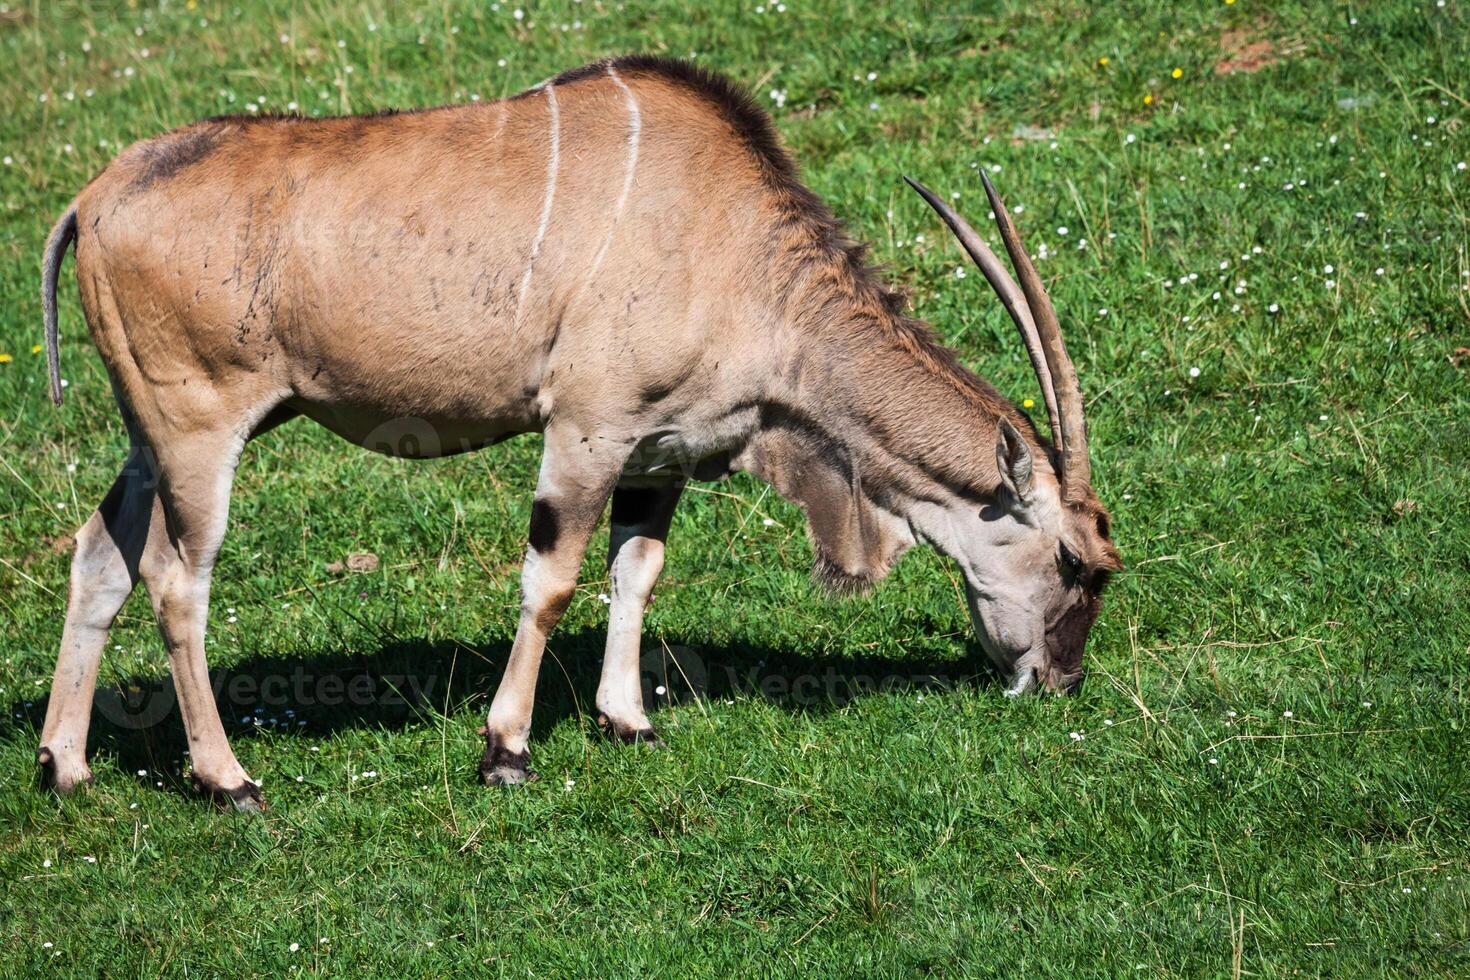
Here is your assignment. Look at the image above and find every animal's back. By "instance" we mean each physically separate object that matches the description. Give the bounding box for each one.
[69,58,788,451]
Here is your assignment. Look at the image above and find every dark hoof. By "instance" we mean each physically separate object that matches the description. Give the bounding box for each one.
[36,746,93,794]
[479,737,536,787]
[597,714,664,748]
[192,774,268,812]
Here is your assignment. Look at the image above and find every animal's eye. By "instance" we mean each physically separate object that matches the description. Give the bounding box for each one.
[1059,542,1083,576]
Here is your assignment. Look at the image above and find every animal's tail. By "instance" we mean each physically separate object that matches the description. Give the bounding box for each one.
[42,201,79,406]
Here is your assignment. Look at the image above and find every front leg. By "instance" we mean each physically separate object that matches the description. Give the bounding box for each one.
[480,426,628,786]
[596,480,684,744]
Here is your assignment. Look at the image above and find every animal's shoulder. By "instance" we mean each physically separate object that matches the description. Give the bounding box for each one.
[546,55,797,184]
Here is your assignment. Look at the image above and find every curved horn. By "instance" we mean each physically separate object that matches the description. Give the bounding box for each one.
[904,176,1063,454]
[977,170,1091,499]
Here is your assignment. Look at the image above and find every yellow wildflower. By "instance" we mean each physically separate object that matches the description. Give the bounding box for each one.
[1143,94,1154,105]
[1171,67,1183,79]
[1097,57,1109,67]
[1022,398,1035,409]
[0,354,13,364]
[31,344,43,354]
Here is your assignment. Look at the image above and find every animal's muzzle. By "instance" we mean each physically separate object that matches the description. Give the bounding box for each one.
[1004,666,1085,696]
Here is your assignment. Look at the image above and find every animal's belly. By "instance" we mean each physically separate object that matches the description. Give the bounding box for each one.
[275,261,552,458]
[289,397,532,459]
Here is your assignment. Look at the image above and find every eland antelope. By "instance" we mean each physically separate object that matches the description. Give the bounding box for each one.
[38,55,1121,809]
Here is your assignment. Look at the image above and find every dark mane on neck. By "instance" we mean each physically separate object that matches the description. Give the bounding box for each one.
[764,172,1045,446]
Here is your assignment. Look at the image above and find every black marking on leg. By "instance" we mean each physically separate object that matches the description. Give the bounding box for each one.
[35,746,56,790]
[36,745,93,793]
[479,734,537,786]
[596,714,664,748]
[528,498,560,553]
[610,485,663,528]
[192,774,268,812]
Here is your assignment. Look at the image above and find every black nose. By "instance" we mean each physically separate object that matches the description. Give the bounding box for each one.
[1065,672,1086,696]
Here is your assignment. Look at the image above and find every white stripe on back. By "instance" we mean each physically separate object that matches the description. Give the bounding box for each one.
[514,84,560,329]
[586,65,642,281]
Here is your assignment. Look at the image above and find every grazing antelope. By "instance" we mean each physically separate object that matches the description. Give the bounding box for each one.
[38,55,1120,810]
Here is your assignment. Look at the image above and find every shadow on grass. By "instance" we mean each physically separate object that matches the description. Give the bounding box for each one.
[6,626,998,798]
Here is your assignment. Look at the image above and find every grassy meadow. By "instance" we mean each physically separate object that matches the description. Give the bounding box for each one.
[1,0,1468,974]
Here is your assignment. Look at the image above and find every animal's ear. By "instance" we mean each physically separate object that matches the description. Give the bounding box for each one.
[995,417,1034,501]
[739,428,894,594]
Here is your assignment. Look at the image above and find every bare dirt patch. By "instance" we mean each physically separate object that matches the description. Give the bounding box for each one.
[1215,27,1280,75]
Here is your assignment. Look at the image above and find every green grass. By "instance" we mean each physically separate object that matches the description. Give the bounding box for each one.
[2,0,1468,974]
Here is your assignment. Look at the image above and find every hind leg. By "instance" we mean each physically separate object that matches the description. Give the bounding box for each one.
[38,442,156,793]
[137,427,264,810]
